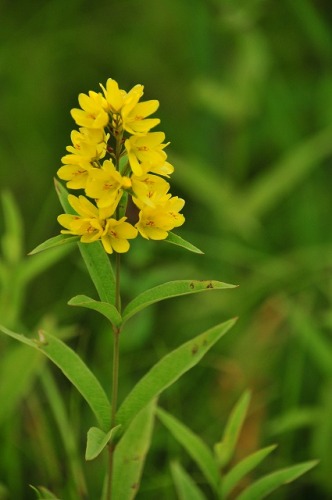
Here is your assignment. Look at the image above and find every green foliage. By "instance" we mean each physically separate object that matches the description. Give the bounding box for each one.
[0,325,111,431]
[164,232,204,254]
[111,399,156,500]
[157,407,219,493]
[236,461,319,500]
[68,295,122,328]
[170,461,206,500]
[116,319,236,430]
[30,485,60,499]
[85,425,121,461]
[29,234,79,255]
[1,0,331,496]
[160,392,317,499]
[122,280,236,325]
[214,390,251,468]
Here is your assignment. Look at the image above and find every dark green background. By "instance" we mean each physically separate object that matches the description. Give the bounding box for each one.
[1,0,332,498]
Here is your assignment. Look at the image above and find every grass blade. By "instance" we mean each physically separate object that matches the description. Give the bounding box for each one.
[170,461,206,500]
[237,461,318,500]
[157,407,219,492]
[221,445,277,498]
[214,390,251,469]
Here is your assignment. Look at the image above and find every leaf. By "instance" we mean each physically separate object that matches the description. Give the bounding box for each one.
[68,295,122,328]
[221,445,277,498]
[122,280,236,324]
[116,318,236,430]
[0,325,111,431]
[0,344,45,425]
[79,241,116,305]
[170,461,206,500]
[214,390,251,469]
[157,407,219,492]
[237,460,318,500]
[85,425,121,461]
[1,190,24,264]
[112,399,156,500]
[164,231,204,254]
[28,234,79,255]
[29,485,60,499]
[41,368,88,496]
[54,179,116,304]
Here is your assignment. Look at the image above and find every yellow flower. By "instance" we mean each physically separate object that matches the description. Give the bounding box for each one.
[85,160,131,210]
[125,132,169,176]
[101,78,144,114]
[58,195,107,243]
[62,128,107,165]
[71,91,109,129]
[150,160,174,177]
[135,195,185,240]
[122,100,160,135]
[57,162,93,190]
[57,128,108,190]
[131,173,170,207]
[101,217,138,254]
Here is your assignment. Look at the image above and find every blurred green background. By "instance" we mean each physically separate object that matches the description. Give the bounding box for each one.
[1,0,332,498]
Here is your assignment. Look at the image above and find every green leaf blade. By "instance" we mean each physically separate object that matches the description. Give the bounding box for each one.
[170,461,207,500]
[85,425,121,461]
[215,390,251,469]
[54,179,116,305]
[237,461,318,500]
[116,318,236,430]
[29,234,79,255]
[0,344,45,425]
[68,295,122,328]
[221,445,277,498]
[123,280,236,324]
[157,408,219,492]
[0,325,111,431]
[164,232,204,254]
[112,399,156,500]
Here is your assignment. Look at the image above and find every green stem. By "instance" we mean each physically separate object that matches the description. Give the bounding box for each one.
[106,115,123,500]
[107,253,121,500]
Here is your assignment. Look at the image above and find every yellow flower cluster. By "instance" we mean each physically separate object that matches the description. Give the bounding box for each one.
[57,78,185,254]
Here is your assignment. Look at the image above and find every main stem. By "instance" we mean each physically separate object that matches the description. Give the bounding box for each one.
[107,116,123,500]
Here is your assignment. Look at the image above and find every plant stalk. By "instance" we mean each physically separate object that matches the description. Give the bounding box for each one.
[106,251,121,500]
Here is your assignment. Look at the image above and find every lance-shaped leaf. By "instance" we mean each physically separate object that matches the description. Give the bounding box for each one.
[29,485,60,499]
[170,461,206,500]
[122,280,236,324]
[157,407,220,493]
[85,425,121,461]
[112,399,156,500]
[0,344,45,425]
[221,445,277,498]
[0,325,111,431]
[54,178,116,305]
[215,390,251,469]
[29,234,79,255]
[116,318,236,430]
[237,460,318,500]
[68,295,122,328]
[164,231,204,254]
